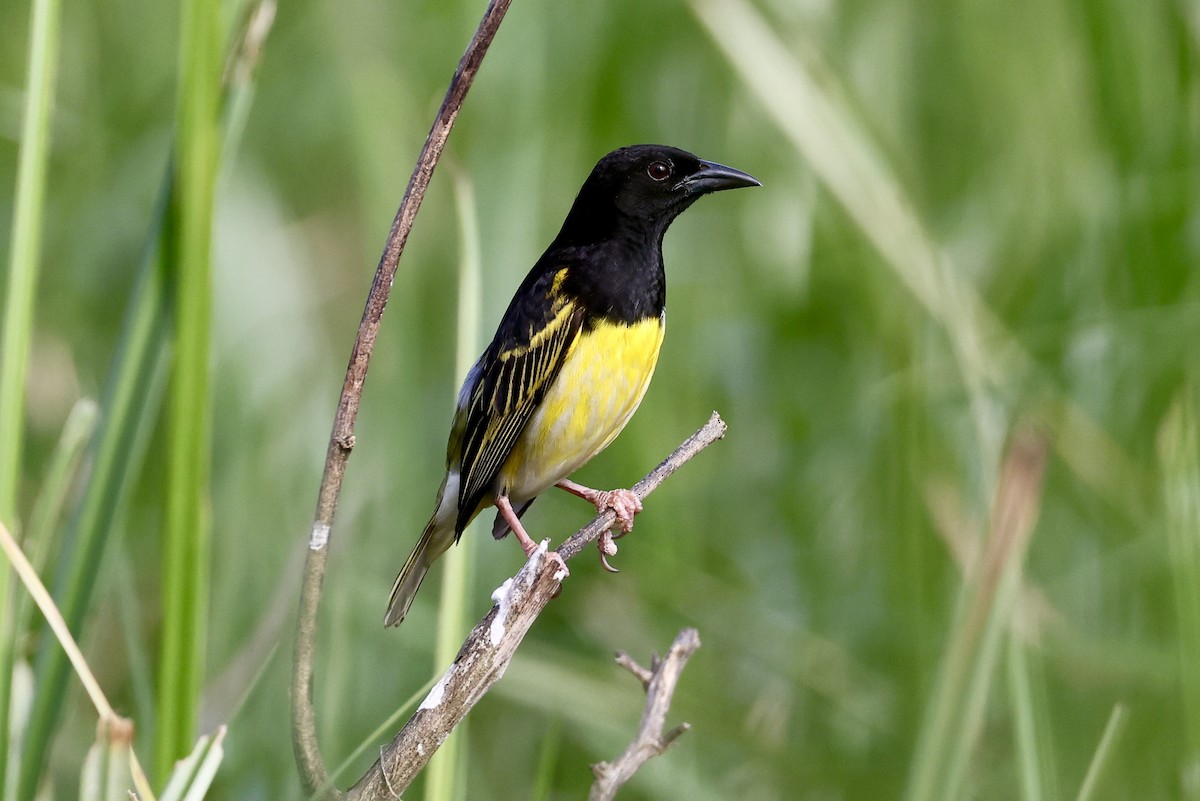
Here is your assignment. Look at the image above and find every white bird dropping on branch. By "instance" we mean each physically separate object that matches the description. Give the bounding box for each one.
[489,578,514,647]
[488,540,549,646]
[418,675,448,711]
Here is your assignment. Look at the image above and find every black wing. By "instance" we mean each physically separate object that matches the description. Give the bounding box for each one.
[454,267,584,532]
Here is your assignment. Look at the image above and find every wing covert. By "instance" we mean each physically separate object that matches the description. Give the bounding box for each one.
[455,268,583,531]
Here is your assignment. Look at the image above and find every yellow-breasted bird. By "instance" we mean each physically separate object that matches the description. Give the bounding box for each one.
[385,144,759,627]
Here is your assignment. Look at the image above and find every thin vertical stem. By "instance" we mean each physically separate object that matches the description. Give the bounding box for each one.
[0,0,61,790]
[0,0,61,524]
[1162,388,1200,790]
[291,2,514,796]
[156,0,222,778]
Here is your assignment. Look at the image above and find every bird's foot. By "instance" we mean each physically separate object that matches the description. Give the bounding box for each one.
[557,480,643,534]
[595,488,642,534]
[515,528,539,558]
[557,480,641,573]
[547,550,569,583]
[514,525,569,580]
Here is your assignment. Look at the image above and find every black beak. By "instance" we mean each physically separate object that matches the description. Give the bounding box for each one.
[678,159,762,195]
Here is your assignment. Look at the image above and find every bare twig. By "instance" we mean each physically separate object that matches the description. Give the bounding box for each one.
[345,414,727,800]
[613,651,654,690]
[290,1,514,797]
[589,628,702,801]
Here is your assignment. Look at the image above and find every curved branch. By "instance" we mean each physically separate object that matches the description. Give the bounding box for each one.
[346,413,727,800]
[290,1,515,797]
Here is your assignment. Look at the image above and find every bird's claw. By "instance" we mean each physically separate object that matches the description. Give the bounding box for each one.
[547,549,569,575]
[598,530,620,573]
[595,489,641,571]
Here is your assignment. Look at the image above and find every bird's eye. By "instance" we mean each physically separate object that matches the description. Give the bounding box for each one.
[646,161,671,181]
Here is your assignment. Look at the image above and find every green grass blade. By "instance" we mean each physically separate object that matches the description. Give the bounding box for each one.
[158,728,225,801]
[0,0,61,527]
[11,398,98,657]
[1161,388,1200,782]
[424,575,470,801]
[155,0,223,778]
[1074,704,1127,801]
[218,0,276,173]
[17,210,174,799]
[16,3,274,791]
[21,400,98,577]
[1007,630,1045,801]
[0,0,63,790]
[423,167,482,801]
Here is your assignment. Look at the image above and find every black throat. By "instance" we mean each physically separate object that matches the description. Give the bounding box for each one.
[554,226,666,326]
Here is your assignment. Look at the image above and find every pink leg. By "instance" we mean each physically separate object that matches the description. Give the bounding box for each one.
[496,495,541,557]
[557,479,643,534]
[496,495,570,579]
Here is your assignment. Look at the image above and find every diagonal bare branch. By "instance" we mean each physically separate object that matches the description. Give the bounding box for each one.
[344,413,726,800]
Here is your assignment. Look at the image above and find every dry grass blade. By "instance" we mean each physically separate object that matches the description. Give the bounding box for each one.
[906,429,1049,801]
[0,521,116,721]
[0,520,153,793]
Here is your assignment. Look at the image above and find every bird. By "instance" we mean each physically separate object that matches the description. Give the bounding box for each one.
[385,144,759,627]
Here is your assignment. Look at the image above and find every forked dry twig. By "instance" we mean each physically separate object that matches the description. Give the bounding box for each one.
[589,628,703,801]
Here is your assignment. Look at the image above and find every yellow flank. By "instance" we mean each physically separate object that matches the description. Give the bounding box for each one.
[499,313,665,501]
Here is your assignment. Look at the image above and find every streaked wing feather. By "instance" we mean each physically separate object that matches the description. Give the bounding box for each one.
[456,269,583,532]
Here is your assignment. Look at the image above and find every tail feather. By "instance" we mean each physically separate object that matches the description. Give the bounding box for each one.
[384,515,456,627]
[490,497,536,540]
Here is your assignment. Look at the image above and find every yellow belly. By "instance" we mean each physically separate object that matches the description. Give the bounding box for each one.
[498,314,665,501]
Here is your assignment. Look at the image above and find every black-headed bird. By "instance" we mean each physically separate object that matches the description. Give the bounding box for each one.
[385,144,759,627]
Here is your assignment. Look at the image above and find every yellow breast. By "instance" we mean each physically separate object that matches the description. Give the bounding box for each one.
[499,313,665,501]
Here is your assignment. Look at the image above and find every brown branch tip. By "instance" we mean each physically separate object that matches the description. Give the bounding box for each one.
[589,628,703,801]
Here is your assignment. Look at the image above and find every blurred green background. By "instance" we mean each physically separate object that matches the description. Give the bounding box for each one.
[2,0,1198,797]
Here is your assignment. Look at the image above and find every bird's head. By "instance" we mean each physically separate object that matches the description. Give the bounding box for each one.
[556,144,760,245]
